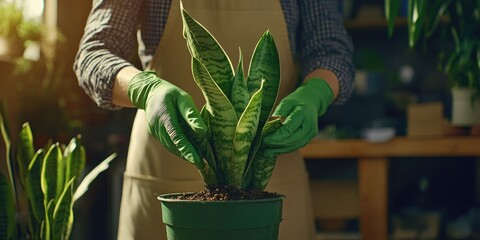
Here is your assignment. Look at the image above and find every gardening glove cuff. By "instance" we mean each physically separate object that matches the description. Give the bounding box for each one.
[128,70,163,110]
[301,77,334,116]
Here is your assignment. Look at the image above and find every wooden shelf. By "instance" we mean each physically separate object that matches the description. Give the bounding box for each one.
[301,136,480,240]
[300,136,480,159]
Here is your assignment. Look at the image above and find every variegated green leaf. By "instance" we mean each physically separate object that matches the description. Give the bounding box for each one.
[53,178,74,240]
[247,31,281,134]
[64,208,74,240]
[0,173,15,240]
[197,164,218,188]
[42,199,55,240]
[73,153,116,201]
[17,122,35,186]
[229,81,264,187]
[248,118,283,190]
[41,143,62,204]
[181,107,219,187]
[199,106,217,174]
[231,48,250,118]
[181,3,234,98]
[64,135,86,190]
[40,220,46,240]
[191,57,237,178]
[26,149,46,223]
[242,117,282,187]
[0,101,16,208]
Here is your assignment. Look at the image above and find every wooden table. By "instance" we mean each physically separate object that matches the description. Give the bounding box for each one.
[300,136,480,240]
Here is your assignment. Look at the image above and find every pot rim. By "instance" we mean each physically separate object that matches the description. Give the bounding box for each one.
[157,192,285,203]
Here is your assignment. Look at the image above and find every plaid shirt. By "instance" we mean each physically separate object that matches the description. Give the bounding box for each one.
[74,0,354,110]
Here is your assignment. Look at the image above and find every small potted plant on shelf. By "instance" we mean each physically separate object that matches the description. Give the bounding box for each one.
[0,102,116,240]
[156,3,284,240]
[385,0,480,126]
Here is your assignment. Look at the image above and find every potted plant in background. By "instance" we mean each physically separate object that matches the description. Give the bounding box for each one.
[157,4,285,240]
[385,0,480,126]
[0,1,44,58]
[0,101,116,240]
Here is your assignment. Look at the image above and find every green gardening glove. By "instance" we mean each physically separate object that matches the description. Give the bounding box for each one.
[262,78,334,157]
[128,71,207,167]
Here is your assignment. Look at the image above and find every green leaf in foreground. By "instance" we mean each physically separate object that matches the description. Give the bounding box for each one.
[17,123,35,186]
[247,31,281,132]
[26,149,46,223]
[181,2,234,98]
[249,118,283,190]
[64,135,86,190]
[0,101,16,208]
[73,153,117,201]
[229,80,264,187]
[191,57,237,178]
[231,49,249,118]
[0,173,15,240]
[41,143,62,204]
[52,178,74,240]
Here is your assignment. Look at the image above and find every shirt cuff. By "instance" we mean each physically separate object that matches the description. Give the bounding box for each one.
[302,56,354,105]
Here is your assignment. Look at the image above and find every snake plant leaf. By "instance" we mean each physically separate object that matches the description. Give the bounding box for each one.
[407,0,426,47]
[242,117,282,186]
[16,122,35,186]
[229,80,264,187]
[41,143,62,204]
[63,208,74,240]
[197,164,218,188]
[247,31,281,133]
[425,1,451,38]
[191,57,237,177]
[248,118,283,190]
[199,106,217,173]
[64,135,86,190]
[181,2,234,98]
[0,101,16,207]
[53,178,74,240]
[385,0,402,37]
[231,48,249,118]
[181,107,219,187]
[26,149,46,223]
[0,173,15,240]
[73,153,117,201]
[42,199,55,240]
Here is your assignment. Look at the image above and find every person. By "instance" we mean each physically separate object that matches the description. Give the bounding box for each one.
[74,0,354,239]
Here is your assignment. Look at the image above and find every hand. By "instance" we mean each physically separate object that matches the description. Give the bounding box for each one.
[262,78,333,157]
[128,71,207,167]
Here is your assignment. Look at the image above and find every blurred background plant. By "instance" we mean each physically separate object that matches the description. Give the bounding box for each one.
[0,0,45,57]
[0,0,92,140]
[385,0,480,95]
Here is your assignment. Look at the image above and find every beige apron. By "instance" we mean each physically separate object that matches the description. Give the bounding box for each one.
[118,0,315,239]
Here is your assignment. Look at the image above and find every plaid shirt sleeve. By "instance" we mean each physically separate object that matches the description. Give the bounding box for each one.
[74,0,354,110]
[73,0,142,110]
[298,0,355,105]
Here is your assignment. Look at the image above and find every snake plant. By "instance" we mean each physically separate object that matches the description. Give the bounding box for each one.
[0,102,116,240]
[180,3,283,190]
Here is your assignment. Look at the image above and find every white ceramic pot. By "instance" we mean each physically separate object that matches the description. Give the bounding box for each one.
[451,87,480,126]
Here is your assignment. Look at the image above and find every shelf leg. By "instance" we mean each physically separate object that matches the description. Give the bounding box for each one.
[358,157,388,240]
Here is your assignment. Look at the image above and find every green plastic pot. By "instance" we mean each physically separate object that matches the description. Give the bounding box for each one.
[158,193,284,240]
